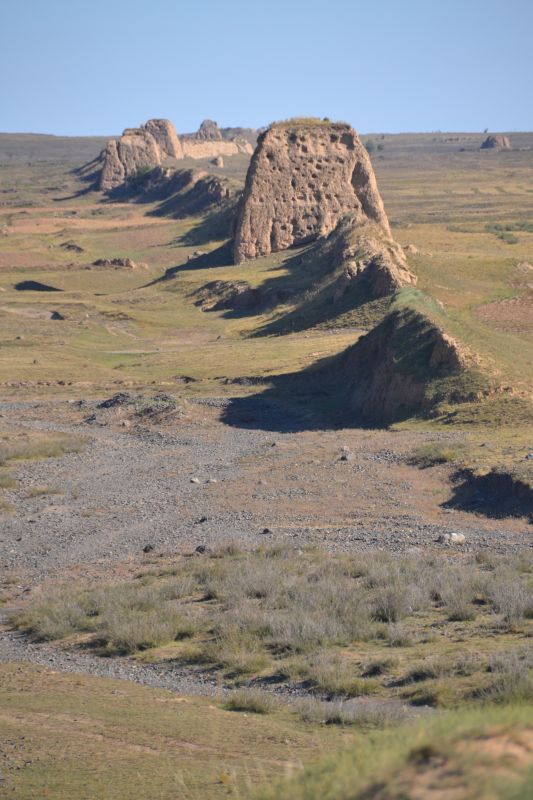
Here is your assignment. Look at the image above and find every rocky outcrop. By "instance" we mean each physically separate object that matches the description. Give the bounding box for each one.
[233,120,391,263]
[336,308,473,423]
[100,119,182,191]
[144,119,184,159]
[99,118,252,191]
[481,134,511,150]
[195,119,222,140]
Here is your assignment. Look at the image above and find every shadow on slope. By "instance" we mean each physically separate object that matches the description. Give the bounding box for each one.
[445,467,533,521]
[189,237,394,331]
[223,306,486,433]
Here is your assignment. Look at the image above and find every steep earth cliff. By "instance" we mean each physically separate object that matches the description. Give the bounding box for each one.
[233,120,390,263]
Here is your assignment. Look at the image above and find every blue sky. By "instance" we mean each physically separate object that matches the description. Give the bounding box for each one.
[1,0,531,135]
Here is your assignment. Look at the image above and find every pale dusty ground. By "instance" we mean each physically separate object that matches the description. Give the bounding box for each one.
[1,396,529,583]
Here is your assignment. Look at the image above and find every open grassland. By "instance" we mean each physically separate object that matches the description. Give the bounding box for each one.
[1,133,532,395]
[0,662,351,800]
[0,134,532,499]
[9,544,533,709]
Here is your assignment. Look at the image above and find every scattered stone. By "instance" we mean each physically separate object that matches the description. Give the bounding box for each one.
[437,532,466,545]
[50,311,65,320]
[261,528,272,535]
[195,516,208,524]
[98,392,134,410]
[60,241,84,253]
[190,477,201,484]
[211,156,224,167]
[142,544,154,553]
[92,258,144,269]
[195,544,207,554]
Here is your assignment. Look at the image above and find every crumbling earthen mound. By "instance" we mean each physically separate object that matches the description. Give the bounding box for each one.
[233,120,390,263]
[100,119,183,191]
[335,307,478,423]
[326,217,417,299]
[137,167,235,219]
[480,134,511,150]
[98,118,253,192]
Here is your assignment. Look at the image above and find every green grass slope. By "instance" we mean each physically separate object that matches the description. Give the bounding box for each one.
[258,705,533,800]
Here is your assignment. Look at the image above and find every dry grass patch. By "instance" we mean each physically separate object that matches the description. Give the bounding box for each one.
[0,430,87,466]
[9,545,533,708]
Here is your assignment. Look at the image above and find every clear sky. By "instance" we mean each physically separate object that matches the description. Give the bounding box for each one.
[1,0,532,136]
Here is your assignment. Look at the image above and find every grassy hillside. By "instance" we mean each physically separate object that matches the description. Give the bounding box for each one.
[259,705,533,800]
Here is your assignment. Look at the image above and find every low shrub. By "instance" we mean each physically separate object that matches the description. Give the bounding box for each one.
[224,689,276,714]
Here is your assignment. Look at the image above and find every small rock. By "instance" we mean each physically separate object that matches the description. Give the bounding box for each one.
[261,528,272,535]
[437,532,466,545]
[195,544,207,554]
[525,453,533,461]
[195,516,208,524]
[142,544,154,553]
[190,477,201,484]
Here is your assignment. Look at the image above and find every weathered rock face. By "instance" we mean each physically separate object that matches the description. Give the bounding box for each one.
[100,140,126,190]
[144,119,184,158]
[481,134,511,150]
[100,119,181,191]
[233,121,390,263]
[195,119,222,140]
[99,118,252,191]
